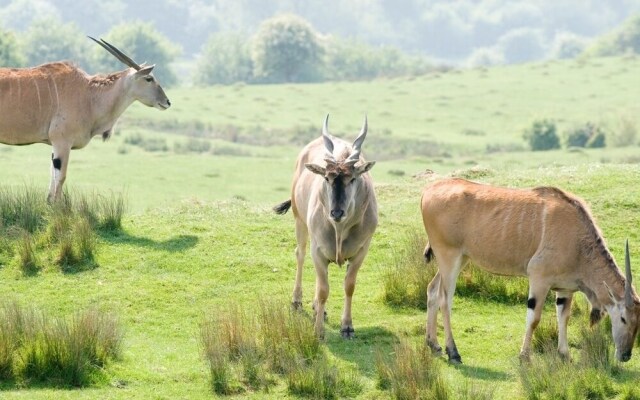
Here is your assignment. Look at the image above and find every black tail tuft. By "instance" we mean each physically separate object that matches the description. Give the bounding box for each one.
[424,243,434,263]
[273,199,292,215]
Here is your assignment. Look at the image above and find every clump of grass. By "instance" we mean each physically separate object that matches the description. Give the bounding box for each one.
[532,318,558,354]
[0,185,47,233]
[16,231,40,276]
[201,300,359,397]
[519,314,619,400]
[375,339,450,400]
[382,229,528,310]
[96,191,127,231]
[0,302,122,387]
[287,356,362,399]
[382,230,434,309]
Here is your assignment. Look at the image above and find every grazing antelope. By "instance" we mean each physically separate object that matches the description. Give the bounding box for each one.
[421,178,640,363]
[0,37,171,202]
[274,115,378,339]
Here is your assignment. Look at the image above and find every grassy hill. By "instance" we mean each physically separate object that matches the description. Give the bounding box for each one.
[0,56,639,398]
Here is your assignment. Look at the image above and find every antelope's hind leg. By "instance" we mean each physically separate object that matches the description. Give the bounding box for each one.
[426,271,442,355]
[435,248,466,364]
[292,218,308,310]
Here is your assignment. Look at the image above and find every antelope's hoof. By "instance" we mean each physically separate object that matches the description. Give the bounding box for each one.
[291,301,303,311]
[519,352,531,364]
[341,327,355,339]
[446,347,462,364]
[427,341,443,357]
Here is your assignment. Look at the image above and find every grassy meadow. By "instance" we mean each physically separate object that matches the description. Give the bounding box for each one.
[1,56,640,398]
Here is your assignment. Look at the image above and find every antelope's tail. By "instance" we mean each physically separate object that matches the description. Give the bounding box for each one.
[424,242,434,263]
[273,199,292,215]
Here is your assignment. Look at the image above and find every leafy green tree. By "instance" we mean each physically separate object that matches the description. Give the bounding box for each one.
[251,14,323,83]
[524,120,560,151]
[586,13,640,56]
[0,28,25,67]
[21,18,93,70]
[194,32,252,85]
[94,21,180,86]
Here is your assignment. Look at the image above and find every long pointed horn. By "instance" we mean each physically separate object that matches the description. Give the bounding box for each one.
[625,239,633,308]
[88,36,141,71]
[345,115,368,164]
[322,114,336,162]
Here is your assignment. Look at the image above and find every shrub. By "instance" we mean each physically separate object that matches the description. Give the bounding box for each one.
[565,122,606,148]
[523,119,560,151]
[174,138,211,154]
[195,32,253,85]
[95,21,181,86]
[251,14,323,83]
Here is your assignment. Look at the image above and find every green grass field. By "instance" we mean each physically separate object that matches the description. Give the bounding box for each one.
[1,56,639,398]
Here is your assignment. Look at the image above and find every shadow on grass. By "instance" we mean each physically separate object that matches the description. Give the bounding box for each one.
[97,230,199,252]
[451,362,512,381]
[324,324,400,379]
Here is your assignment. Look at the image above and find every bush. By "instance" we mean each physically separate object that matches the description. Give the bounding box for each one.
[21,18,93,70]
[0,28,25,67]
[524,120,560,151]
[565,122,606,148]
[195,32,253,85]
[251,14,323,83]
[94,21,180,86]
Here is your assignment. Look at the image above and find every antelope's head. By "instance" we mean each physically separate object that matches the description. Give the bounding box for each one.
[89,37,171,111]
[305,115,375,223]
[606,240,640,362]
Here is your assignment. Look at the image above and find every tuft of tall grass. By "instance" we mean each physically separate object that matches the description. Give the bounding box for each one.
[375,340,450,400]
[382,230,434,309]
[519,313,619,400]
[382,229,529,310]
[0,185,47,233]
[287,356,362,399]
[0,302,122,387]
[532,318,558,354]
[201,300,359,397]
[16,231,40,276]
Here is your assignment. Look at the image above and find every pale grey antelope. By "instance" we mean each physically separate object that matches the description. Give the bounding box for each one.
[0,37,171,202]
[274,115,378,339]
[421,178,640,363]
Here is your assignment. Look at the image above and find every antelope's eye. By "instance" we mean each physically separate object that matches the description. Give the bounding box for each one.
[145,76,153,82]
[324,177,329,182]
[350,178,356,184]
[622,317,627,324]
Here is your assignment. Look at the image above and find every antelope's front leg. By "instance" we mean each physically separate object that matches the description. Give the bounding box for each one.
[341,243,369,339]
[311,246,330,339]
[555,291,574,360]
[47,144,71,202]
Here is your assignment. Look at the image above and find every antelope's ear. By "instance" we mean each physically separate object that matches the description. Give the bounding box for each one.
[603,281,616,303]
[135,65,155,76]
[305,163,326,176]
[356,161,375,175]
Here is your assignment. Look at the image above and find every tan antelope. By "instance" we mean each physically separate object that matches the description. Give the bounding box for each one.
[274,115,378,339]
[0,37,171,202]
[421,178,640,363]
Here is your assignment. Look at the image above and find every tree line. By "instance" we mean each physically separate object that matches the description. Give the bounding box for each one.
[1,12,639,86]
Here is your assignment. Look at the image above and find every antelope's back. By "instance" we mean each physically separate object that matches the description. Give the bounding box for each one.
[0,63,83,144]
[421,178,584,276]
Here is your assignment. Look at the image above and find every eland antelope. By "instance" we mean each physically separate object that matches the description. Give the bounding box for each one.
[273,115,378,339]
[0,37,171,202]
[421,178,640,363]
